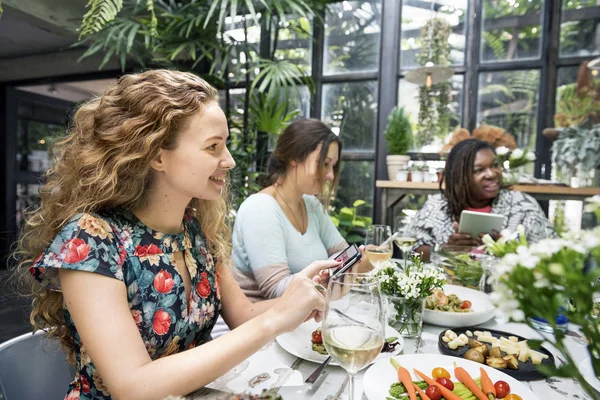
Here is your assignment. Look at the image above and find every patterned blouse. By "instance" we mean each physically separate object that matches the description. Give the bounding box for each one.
[405,189,557,249]
[30,209,221,400]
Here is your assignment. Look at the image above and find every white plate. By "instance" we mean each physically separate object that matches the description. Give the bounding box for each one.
[276,319,403,366]
[423,284,495,327]
[579,357,600,392]
[364,354,540,400]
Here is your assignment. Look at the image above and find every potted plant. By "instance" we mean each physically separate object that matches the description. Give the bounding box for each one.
[551,124,600,187]
[384,106,413,180]
[411,164,426,183]
[395,166,409,182]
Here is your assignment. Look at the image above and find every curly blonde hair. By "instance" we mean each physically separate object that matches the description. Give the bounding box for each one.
[12,69,232,362]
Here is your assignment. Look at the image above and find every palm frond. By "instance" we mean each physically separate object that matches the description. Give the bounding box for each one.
[250,58,312,100]
[249,93,300,134]
[79,0,124,39]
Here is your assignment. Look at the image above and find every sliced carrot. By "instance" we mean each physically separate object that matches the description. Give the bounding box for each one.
[413,368,463,400]
[479,367,496,400]
[397,365,417,400]
[414,383,431,400]
[454,366,488,400]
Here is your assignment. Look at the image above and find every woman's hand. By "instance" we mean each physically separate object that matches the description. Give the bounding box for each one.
[445,222,481,247]
[265,260,340,335]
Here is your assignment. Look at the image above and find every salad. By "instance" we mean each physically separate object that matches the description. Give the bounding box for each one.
[425,289,472,312]
[311,328,400,355]
[388,359,524,400]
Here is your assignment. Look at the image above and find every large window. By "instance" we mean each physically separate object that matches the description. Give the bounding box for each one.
[477,70,540,148]
[560,0,600,57]
[324,0,382,74]
[480,0,543,62]
[400,0,467,69]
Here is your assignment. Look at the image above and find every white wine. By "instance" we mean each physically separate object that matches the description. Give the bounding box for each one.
[394,236,416,253]
[322,325,384,374]
[365,249,392,265]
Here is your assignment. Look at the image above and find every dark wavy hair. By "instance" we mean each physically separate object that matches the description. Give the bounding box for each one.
[441,138,497,220]
[265,118,342,209]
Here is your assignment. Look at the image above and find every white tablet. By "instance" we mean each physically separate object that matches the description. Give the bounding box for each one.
[458,210,505,238]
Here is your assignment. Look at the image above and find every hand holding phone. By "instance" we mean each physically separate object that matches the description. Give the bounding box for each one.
[328,243,362,281]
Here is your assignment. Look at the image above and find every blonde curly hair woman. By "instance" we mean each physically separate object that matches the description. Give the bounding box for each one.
[14,69,338,400]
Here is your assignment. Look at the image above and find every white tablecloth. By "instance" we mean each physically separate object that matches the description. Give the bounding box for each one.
[189,319,594,399]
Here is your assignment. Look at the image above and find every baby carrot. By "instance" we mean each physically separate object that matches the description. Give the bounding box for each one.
[414,383,431,400]
[479,367,496,400]
[413,368,463,400]
[390,358,417,400]
[454,366,488,400]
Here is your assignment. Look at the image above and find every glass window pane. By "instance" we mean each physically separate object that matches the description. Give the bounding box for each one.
[323,0,382,74]
[555,64,600,128]
[477,70,540,149]
[398,74,464,152]
[16,120,62,172]
[560,0,600,57]
[480,0,542,62]
[400,0,467,69]
[334,160,375,218]
[274,16,312,74]
[220,15,261,83]
[321,81,378,151]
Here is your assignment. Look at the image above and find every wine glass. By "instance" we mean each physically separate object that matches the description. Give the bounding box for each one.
[322,273,385,400]
[393,215,416,269]
[364,224,393,269]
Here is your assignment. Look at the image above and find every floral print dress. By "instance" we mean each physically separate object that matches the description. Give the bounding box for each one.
[30,209,221,400]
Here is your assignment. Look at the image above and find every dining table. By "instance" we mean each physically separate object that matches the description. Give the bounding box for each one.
[188,318,594,400]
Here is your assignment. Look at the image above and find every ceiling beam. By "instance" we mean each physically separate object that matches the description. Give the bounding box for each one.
[3,0,88,35]
[0,47,122,83]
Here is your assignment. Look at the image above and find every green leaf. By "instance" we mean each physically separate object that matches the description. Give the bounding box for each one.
[79,0,124,39]
[353,199,366,208]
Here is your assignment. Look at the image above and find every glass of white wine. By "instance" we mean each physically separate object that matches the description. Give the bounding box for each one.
[394,215,416,269]
[364,224,393,269]
[322,273,385,400]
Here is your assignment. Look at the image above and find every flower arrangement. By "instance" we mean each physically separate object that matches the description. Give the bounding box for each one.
[372,256,446,337]
[441,125,517,154]
[480,225,527,258]
[490,198,600,399]
[495,146,536,170]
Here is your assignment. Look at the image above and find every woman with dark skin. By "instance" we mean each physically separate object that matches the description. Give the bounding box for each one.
[407,139,555,261]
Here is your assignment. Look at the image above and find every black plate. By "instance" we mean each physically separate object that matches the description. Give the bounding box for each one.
[437,327,555,381]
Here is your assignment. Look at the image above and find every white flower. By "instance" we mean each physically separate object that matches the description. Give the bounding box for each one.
[510,309,526,322]
[496,146,510,156]
[548,263,565,276]
[510,148,524,159]
[525,151,536,161]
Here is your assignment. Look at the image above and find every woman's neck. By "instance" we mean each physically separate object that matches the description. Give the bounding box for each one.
[273,179,304,206]
[133,186,190,234]
[468,197,493,209]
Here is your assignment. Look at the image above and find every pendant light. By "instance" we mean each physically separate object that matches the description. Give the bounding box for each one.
[405,0,454,88]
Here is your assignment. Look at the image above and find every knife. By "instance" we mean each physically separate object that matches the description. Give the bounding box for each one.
[305,356,332,384]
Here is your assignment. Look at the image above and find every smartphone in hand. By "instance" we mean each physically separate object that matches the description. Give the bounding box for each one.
[329,243,362,280]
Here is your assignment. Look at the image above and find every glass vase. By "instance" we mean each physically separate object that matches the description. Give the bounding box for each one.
[384,295,426,338]
[502,167,521,186]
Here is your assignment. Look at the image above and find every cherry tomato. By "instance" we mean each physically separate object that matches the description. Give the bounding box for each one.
[435,377,454,391]
[425,385,442,400]
[504,395,523,400]
[460,300,472,309]
[311,330,322,344]
[494,380,511,398]
[431,367,451,379]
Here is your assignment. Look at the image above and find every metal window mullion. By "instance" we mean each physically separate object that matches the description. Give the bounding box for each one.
[374,0,402,224]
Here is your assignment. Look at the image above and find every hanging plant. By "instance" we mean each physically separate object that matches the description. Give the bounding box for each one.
[415,18,452,148]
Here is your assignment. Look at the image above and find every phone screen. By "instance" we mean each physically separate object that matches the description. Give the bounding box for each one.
[330,244,361,280]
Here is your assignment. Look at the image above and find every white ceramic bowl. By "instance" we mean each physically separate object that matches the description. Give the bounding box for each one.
[423,284,495,327]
